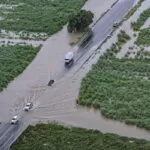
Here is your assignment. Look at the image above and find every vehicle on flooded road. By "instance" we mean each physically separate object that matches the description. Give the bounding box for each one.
[11,116,19,125]
[64,51,74,66]
[24,102,33,111]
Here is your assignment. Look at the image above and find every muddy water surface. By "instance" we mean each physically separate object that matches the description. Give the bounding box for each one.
[1,0,149,142]
[0,0,116,122]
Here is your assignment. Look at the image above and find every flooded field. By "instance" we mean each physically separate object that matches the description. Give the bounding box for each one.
[0,0,116,121]
[1,0,150,142]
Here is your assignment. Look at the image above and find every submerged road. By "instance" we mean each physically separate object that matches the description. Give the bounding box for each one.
[0,0,136,149]
[55,0,135,80]
[0,123,21,150]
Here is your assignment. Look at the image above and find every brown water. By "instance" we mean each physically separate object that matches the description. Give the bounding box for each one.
[1,0,150,141]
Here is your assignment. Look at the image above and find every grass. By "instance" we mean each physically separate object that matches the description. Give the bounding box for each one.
[136,48,150,59]
[136,28,150,46]
[77,58,150,130]
[0,0,86,35]
[0,45,40,91]
[125,0,144,19]
[103,30,130,58]
[10,123,150,150]
[131,8,150,31]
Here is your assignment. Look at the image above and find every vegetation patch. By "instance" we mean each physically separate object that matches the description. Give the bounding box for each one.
[125,0,144,19]
[0,0,86,36]
[77,58,150,130]
[103,30,130,58]
[131,8,150,31]
[67,9,93,33]
[0,45,40,91]
[11,123,150,150]
[136,28,150,46]
[136,49,150,59]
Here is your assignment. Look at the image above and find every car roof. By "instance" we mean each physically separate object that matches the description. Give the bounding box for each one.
[13,116,18,119]
[26,102,32,105]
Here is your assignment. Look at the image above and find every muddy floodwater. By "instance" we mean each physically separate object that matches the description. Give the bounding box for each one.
[0,0,116,121]
[1,0,150,141]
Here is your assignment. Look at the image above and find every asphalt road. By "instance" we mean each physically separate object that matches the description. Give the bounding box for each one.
[55,0,135,80]
[0,0,135,149]
[0,123,21,150]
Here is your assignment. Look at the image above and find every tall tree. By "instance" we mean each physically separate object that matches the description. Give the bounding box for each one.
[67,9,94,33]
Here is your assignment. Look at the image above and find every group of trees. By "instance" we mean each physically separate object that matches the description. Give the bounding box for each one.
[67,9,94,33]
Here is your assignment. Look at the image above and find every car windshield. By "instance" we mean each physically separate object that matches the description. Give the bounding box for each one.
[26,103,30,106]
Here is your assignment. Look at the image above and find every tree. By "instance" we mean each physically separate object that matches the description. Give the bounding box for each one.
[67,9,94,33]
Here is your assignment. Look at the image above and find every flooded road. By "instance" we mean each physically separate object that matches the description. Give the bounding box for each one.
[30,62,150,141]
[1,0,150,145]
[0,0,117,122]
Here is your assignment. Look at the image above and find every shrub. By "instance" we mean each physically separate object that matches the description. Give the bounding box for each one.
[67,9,94,33]
[131,8,150,31]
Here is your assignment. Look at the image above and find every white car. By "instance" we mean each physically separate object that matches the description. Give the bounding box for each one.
[11,116,19,124]
[113,22,119,27]
[24,102,33,111]
[64,52,74,64]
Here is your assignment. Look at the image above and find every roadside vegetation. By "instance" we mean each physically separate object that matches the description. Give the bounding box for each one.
[77,58,150,130]
[103,30,130,58]
[131,8,150,31]
[126,0,145,19]
[0,0,86,36]
[0,45,40,91]
[67,9,93,33]
[136,49,150,59]
[136,28,150,46]
[76,29,150,130]
[11,123,150,150]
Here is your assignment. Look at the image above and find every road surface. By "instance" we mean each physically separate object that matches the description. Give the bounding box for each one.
[0,123,21,150]
[0,0,137,149]
[54,0,135,80]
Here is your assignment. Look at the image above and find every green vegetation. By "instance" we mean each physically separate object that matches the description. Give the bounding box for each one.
[136,28,150,46]
[77,58,150,130]
[0,0,86,35]
[136,48,150,59]
[0,45,40,91]
[131,8,150,31]
[67,9,94,32]
[11,123,150,150]
[103,30,130,58]
[125,0,144,19]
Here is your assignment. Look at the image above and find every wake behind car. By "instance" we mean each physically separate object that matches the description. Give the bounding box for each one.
[24,102,33,111]
[11,116,19,124]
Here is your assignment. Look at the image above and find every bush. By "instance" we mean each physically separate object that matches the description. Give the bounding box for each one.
[131,8,150,31]
[105,30,130,58]
[136,28,150,46]
[67,9,94,33]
